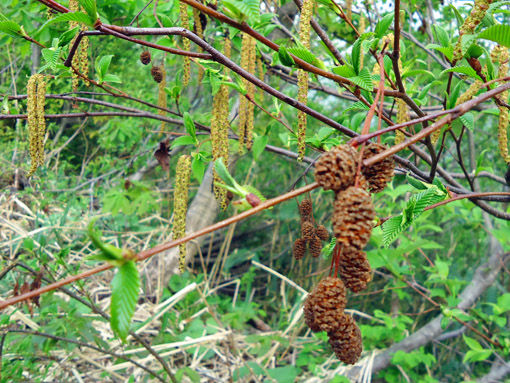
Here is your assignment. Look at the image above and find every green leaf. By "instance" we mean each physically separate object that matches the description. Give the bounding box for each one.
[425,44,454,61]
[41,12,93,28]
[332,64,356,78]
[407,175,429,190]
[374,13,394,38]
[170,135,196,148]
[183,112,197,142]
[252,135,268,160]
[41,47,62,71]
[0,20,23,38]
[287,47,326,70]
[463,335,483,351]
[192,154,206,183]
[87,219,124,262]
[58,26,80,47]
[78,0,98,23]
[350,68,373,91]
[464,350,493,363]
[222,0,259,22]
[103,73,121,83]
[432,25,450,48]
[215,158,238,189]
[459,112,474,130]
[382,215,404,247]
[441,65,481,80]
[460,34,478,57]
[110,261,140,342]
[278,46,295,67]
[322,237,337,257]
[478,24,510,48]
[95,54,113,82]
[351,38,362,75]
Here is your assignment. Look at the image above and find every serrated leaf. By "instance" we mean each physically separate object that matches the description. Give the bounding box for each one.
[441,65,481,80]
[242,184,266,202]
[478,24,510,48]
[332,64,356,78]
[278,46,295,67]
[0,20,22,38]
[58,26,80,47]
[103,73,121,83]
[460,34,478,56]
[87,219,124,261]
[426,44,454,61]
[459,112,474,130]
[78,0,98,23]
[342,101,369,114]
[382,216,404,247]
[41,12,93,29]
[287,47,326,70]
[350,68,373,91]
[374,13,394,38]
[407,175,429,190]
[222,0,259,22]
[322,237,337,257]
[41,47,62,70]
[463,335,483,351]
[111,261,140,342]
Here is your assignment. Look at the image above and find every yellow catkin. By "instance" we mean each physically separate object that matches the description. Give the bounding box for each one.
[245,37,257,150]
[179,1,191,87]
[173,155,191,273]
[69,0,90,89]
[453,0,493,62]
[257,56,264,101]
[359,15,365,71]
[492,45,510,162]
[211,38,231,209]
[158,67,167,133]
[27,74,47,176]
[238,33,255,152]
[193,8,204,83]
[345,0,352,21]
[296,0,314,161]
[395,99,408,144]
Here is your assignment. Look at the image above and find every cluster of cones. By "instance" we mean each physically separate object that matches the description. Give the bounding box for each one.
[303,143,394,364]
[293,199,330,260]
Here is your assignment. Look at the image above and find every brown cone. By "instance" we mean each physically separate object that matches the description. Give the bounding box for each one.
[338,247,372,292]
[309,236,323,258]
[151,65,164,83]
[315,225,329,241]
[328,314,362,364]
[314,145,359,191]
[303,277,346,333]
[293,238,307,260]
[299,199,313,218]
[361,143,395,193]
[301,221,315,241]
[333,187,375,250]
[140,51,151,65]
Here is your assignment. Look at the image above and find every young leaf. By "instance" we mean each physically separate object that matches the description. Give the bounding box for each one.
[95,54,113,82]
[0,20,23,38]
[350,68,373,91]
[214,158,238,189]
[374,13,394,38]
[170,135,196,148]
[110,261,140,342]
[351,38,362,75]
[441,65,481,80]
[183,112,197,142]
[58,26,80,47]
[478,24,510,48]
[432,25,450,48]
[78,0,98,23]
[252,135,268,160]
[87,219,124,262]
[287,47,326,70]
[332,65,356,78]
[278,46,295,67]
[41,12,93,29]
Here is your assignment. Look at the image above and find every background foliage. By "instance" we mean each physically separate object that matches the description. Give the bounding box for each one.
[0,0,510,382]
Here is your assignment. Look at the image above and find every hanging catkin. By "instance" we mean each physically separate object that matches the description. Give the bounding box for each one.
[192,7,205,82]
[395,99,408,144]
[69,0,90,89]
[158,66,167,133]
[27,74,47,177]
[453,0,493,62]
[211,37,231,209]
[238,33,256,152]
[179,1,191,87]
[296,0,314,161]
[492,45,510,162]
[173,155,191,273]
[345,0,352,21]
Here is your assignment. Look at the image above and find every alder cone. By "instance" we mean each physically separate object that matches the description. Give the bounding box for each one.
[140,51,151,65]
[299,199,313,218]
[328,314,363,364]
[361,143,395,193]
[301,221,315,241]
[303,277,346,333]
[316,225,329,241]
[333,187,375,250]
[338,247,372,292]
[293,238,307,260]
[151,65,164,83]
[309,236,323,258]
[314,145,359,191]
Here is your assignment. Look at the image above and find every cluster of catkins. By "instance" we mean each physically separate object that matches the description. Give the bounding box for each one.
[304,143,394,364]
[293,199,330,260]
